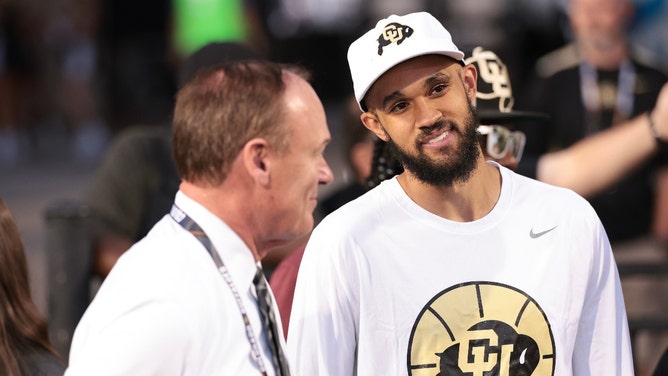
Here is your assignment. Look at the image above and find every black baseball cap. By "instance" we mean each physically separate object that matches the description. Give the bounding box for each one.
[466,46,548,123]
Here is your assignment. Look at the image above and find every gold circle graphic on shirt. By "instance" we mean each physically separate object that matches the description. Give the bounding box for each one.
[407,281,555,375]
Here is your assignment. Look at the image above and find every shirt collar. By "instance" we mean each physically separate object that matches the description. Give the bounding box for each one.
[174,190,258,290]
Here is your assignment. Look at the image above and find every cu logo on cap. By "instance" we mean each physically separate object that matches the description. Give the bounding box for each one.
[377,23,413,56]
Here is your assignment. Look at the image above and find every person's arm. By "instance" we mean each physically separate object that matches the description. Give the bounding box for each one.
[93,236,134,277]
[536,82,668,198]
[651,167,668,241]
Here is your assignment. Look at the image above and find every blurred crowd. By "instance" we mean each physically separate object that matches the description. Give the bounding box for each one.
[1,0,665,168]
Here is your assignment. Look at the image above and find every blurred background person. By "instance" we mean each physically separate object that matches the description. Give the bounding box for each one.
[517,0,668,242]
[0,197,65,375]
[516,0,668,372]
[426,0,567,98]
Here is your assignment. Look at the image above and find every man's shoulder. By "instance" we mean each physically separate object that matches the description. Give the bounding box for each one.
[632,57,668,90]
[534,44,580,79]
[115,218,186,267]
[631,46,668,79]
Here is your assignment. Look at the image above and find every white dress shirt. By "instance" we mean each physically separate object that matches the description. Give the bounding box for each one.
[67,191,286,375]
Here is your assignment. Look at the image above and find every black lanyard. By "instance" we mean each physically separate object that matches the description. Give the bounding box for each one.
[169,204,269,375]
[579,60,635,133]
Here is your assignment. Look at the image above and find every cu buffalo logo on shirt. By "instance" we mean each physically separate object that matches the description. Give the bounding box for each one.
[377,22,413,56]
[407,281,555,375]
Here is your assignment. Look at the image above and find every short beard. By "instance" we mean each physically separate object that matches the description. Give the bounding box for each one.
[384,100,480,188]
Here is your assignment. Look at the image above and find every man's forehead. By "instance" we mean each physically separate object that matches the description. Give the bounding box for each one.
[365,55,460,108]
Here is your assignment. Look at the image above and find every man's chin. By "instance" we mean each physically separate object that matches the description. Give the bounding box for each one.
[293,217,314,240]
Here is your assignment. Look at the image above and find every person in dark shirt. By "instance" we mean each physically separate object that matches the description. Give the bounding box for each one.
[517,0,668,243]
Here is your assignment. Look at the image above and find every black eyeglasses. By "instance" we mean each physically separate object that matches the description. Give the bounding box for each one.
[477,125,526,162]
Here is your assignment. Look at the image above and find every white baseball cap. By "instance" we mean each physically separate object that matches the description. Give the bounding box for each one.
[347,12,465,111]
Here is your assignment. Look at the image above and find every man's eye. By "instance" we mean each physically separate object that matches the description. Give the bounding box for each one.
[390,102,408,112]
[431,84,446,95]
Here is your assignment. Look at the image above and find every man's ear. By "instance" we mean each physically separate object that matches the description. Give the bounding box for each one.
[243,138,271,186]
[360,112,389,142]
[463,64,478,103]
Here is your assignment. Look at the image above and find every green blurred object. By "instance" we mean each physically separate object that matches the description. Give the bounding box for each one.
[172,0,248,57]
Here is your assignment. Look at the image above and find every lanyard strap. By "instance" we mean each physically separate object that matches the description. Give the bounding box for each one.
[169,204,268,376]
[579,60,635,132]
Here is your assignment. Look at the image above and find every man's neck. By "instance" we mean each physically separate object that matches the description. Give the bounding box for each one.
[396,159,502,222]
[179,180,263,261]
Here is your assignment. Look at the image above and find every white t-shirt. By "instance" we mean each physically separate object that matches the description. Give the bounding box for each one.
[67,191,286,375]
[287,163,633,375]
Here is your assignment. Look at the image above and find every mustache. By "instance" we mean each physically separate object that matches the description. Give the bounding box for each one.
[419,119,453,136]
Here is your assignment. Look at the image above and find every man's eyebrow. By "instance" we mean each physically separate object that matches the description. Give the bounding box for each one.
[379,71,452,110]
[380,91,404,111]
[424,72,450,87]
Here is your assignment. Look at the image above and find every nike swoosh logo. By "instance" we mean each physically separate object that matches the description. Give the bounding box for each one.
[530,225,558,239]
